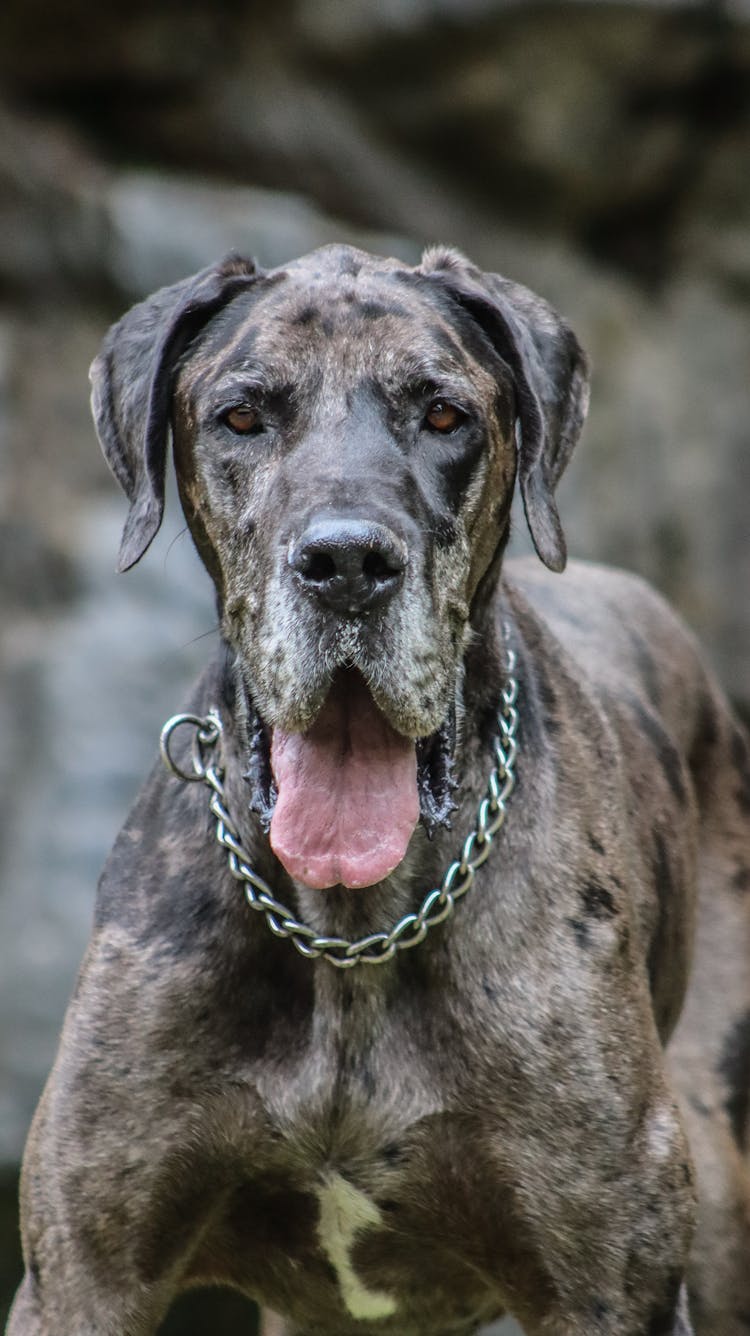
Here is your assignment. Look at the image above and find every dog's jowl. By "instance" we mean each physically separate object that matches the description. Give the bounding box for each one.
[8,245,750,1336]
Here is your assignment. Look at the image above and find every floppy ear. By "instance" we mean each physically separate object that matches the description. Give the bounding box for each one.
[90,254,261,572]
[420,246,590,573]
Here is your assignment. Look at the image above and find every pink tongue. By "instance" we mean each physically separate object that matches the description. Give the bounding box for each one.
[269,674,419,889]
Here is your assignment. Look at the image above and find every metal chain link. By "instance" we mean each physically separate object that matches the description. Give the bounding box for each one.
[159,645,519,968]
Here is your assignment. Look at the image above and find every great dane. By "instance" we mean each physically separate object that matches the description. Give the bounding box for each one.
[8,244,750,1335]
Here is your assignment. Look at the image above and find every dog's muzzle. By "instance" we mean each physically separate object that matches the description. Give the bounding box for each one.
[245,516,454,891]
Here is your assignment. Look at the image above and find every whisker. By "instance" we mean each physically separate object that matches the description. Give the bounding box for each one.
[179,624,221,651]
[164,526,189,569]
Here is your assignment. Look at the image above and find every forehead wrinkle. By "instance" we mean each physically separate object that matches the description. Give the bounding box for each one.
[372,299,499,399]
[200,280,287,359]
[183,311,264,399]
[211,315,264,370]
[311,315,489,413]
[190,313,327,403]
[187,273,505,416]
[209,367,280,398]
[190,272,307,376]
[366,321,498,407]
[388,349,474,394]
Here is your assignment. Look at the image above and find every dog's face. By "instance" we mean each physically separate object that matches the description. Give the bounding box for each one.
[173,249,517,739]
[91,245,588,889]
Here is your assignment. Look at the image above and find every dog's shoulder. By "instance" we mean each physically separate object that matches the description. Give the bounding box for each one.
[503,555,716,751]
[504,554,697,663]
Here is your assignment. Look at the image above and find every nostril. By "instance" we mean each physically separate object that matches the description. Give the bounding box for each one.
[362,550,399,582]
[302,550,337,584]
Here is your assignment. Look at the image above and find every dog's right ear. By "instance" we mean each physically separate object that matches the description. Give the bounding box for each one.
[90,255,261,572]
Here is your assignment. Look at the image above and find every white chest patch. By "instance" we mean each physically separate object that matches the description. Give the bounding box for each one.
[315,1171,398,1321]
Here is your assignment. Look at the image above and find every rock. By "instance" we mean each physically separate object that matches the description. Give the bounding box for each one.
[0,105,106,294]
[0,102,422,301]
[104,172,420,298]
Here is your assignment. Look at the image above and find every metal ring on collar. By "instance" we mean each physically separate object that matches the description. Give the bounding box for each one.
[160,712,222,782]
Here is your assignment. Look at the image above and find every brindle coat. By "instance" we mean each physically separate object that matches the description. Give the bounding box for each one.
[8,245,750,1336]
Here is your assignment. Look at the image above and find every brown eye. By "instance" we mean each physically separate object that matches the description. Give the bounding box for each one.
[224,406,260,435]
[425,400,463,433]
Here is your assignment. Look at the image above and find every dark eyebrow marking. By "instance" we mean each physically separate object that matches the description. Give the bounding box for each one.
[356,299,409,321]
[397,331,472,382]
[291,304,319,327]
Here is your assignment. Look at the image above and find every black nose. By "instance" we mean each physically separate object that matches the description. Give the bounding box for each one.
[288,519,407,614]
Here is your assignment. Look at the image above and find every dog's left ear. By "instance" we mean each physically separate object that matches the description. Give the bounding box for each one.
[90,254,261,572]
[420,247,590,573]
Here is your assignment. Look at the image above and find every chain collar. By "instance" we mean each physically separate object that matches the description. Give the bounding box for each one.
[159,644,519,969]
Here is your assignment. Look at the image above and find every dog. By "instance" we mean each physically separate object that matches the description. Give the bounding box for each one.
[8,243,750,1336]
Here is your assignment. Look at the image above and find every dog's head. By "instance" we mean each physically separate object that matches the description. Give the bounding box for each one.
[91,244,588,891]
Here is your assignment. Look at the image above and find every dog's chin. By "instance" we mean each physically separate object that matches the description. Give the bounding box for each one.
[242,668,458,888]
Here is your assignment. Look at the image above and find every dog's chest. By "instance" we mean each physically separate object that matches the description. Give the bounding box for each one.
[201,961,553,1336]
[197,982,529,1332]
[209,1111,512,1334]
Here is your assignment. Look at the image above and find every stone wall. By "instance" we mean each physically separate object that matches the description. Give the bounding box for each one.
[0,3,748,1331]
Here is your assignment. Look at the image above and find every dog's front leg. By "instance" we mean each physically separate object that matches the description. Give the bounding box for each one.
[7,1116,203,1336]
[6,938,246,1336]
[6,1276,46,1336]
[7,1087,178,1336]
[518,1280,694,1336]
[5,1269,171,1336]
[7,1078,229,1336]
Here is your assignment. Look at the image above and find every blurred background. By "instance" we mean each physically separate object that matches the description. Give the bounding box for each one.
[0,1,748,1331]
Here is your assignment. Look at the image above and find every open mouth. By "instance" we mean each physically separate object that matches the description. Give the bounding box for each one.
[245,669,457,890]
